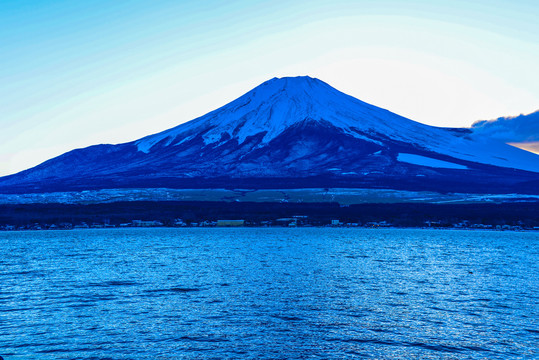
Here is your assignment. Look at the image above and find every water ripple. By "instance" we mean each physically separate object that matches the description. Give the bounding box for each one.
[0,228,537,359]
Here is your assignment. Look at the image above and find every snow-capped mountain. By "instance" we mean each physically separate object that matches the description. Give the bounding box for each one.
[1,76,538,194]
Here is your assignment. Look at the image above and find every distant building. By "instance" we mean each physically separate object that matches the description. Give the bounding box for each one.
[217,220,245,227]
[174,219,187,227]
[365,221,392,228]
[132,220,164,227]
[276,218,296,226]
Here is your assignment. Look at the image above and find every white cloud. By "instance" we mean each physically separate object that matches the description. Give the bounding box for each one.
[472,111,539,142]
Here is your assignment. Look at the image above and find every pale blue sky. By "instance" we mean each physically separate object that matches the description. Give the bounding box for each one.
[1,0,538,176]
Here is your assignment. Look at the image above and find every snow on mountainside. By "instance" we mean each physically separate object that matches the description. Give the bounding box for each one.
[135,76,539,173]
[0,76,538,195]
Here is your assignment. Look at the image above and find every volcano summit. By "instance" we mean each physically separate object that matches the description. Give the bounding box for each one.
[1,76,538,195]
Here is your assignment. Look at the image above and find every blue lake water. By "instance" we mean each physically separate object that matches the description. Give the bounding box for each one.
[0,228,537,359]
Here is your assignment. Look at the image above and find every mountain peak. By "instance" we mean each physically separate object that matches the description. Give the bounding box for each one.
[263,75,323,86]
[243,76,333,104]
[134,75,409,153]
[135,76,348,152]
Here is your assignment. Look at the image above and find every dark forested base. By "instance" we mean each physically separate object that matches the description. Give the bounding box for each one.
[1,201,539,228]
[1,171,539,195]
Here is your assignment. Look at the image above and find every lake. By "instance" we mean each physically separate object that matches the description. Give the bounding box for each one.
[0,228,537,359]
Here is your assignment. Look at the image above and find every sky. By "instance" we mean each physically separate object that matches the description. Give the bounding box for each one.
[1,0,538,176]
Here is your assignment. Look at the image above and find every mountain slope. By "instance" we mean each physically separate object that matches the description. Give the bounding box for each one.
[1,76,538,194]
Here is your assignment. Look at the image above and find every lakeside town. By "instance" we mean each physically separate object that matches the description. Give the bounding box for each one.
[2,200,538,232]
[1,217,537,232]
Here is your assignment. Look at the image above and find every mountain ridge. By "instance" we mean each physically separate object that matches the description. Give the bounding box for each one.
[1,76,538,195]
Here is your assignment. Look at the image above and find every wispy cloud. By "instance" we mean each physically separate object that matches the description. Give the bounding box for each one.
[472,111,539,142]
[472,111,539,154]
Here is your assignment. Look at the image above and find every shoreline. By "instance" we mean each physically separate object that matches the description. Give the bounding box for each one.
[2,225,536,232]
